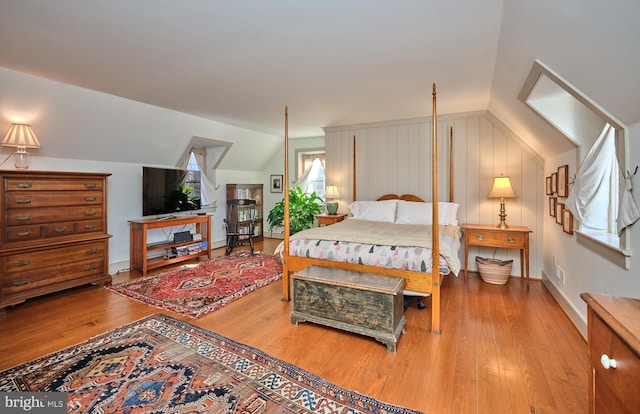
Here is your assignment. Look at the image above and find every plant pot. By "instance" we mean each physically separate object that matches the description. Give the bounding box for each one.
[476,256,513,285]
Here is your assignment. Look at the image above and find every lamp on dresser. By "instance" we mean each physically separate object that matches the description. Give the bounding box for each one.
[1,123,41,169]
[488,175,518,229]
[325,185,340,215]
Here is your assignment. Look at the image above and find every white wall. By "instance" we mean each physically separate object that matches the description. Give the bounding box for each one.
[261,136,326,238]
[542,123,640,337]
[0,68,282,272]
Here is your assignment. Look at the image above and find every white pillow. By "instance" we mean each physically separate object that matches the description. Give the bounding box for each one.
[395,201,460,225]
[348,200,398,223]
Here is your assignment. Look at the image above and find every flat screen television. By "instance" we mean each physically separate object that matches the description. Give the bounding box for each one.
[142,166,201,216]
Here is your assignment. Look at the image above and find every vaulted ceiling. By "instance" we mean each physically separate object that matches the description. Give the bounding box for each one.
[1,0,638,161]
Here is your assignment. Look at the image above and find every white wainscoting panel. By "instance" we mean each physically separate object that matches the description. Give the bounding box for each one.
[324,111,544,279]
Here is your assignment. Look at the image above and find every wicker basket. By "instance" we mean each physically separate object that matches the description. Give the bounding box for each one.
[476,256,513,285]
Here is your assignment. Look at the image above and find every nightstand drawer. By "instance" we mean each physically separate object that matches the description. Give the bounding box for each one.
[466,229,526,248]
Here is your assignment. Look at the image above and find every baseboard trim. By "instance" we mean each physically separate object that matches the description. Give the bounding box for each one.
[541,270,587,340]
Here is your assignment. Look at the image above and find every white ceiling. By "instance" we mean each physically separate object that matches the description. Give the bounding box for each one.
[1,0,639,160]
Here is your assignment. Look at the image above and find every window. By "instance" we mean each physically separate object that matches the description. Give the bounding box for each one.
[519,60,636,268]
[185,152,202,200]
[295,149,325,199]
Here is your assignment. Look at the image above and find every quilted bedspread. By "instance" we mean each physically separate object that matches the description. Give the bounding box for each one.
[287,219,462,275]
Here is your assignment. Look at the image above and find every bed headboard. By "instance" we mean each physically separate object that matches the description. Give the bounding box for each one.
[376,194,425,202]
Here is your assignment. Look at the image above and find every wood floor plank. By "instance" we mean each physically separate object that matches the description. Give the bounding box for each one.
[0,239,588,413]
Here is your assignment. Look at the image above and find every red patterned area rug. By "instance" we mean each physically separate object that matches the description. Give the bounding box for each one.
[107,251,282,318]
[0,314,421,413]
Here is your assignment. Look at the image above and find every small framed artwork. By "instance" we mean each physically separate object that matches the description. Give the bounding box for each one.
[549,197,557,217]
[546,176,553,195]
[557,165,569,197]
[563,208,574,234]
[551,172,558,195]
[556,202,564,225]
[270,174,283,193]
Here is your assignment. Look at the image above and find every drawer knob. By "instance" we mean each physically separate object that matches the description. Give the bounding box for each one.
[16,231,32,237]
[15,215,32,221]
[600,354,617,369]
[15,197,32,204]
[54,226,68,233]
[507,237,515,243]
[15,182,33,189]
[84,183,97,189]
[84,210,97,216]
[84,197,97,202]
[12,279,30,286]
[476,235,484,241]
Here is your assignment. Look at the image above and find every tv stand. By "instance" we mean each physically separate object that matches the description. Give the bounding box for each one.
[129,215,211,276]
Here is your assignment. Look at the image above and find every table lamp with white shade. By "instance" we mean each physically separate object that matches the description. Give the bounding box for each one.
[488,175,518,228]
[325,185,340,215]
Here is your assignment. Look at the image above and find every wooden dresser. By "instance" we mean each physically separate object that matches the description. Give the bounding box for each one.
[581,293,640,413]
[0,170,112,313]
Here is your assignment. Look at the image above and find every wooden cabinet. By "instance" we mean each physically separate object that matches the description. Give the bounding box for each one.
[0,170,112,313]
[226,184,263,242]
[461,223,532,284]
[129,215,211,276]
[582,293,640,413]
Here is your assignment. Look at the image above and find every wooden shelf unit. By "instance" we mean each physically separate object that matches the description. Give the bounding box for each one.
[226,183,263,242]
[129,215,211,276]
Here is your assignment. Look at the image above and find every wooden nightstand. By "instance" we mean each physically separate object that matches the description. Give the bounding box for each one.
[461,223,532,285]
[315,213,347,227]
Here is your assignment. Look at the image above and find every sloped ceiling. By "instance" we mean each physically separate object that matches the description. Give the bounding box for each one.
[1,0,639,162]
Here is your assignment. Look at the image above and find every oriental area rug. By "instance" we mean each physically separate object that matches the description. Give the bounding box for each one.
[107,251,282,318]
[0,314,421,414]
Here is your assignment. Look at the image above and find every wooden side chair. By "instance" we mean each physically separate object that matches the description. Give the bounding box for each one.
[224,199,257,255]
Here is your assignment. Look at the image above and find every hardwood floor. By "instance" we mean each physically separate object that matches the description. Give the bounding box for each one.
[0,239,588,413]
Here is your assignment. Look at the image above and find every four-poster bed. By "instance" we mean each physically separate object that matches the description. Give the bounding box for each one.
[281,84,455,334]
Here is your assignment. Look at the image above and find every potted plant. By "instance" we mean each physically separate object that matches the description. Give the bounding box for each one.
[267,186,322,234]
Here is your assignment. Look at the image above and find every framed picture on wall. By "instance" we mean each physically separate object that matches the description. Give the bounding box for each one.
[270,174,283,193]
[549,197,557,217]
[563,208,574,234]
[556,202,564,224]
[546,176,553,195]
[551,172,558,194]
[557,165,569,197]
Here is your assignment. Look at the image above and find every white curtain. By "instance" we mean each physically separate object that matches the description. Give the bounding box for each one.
[566,124,639,234]
[294,158,324,197]
[177,148,217,207]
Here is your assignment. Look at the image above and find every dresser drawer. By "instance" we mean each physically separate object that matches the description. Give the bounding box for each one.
[4,191,103,208]
[4,219,106,244]
[465,229,526,248]
[4,178,103,192]
[591,313,640,409]
[2,241,106,274]
[5,206,104,226]
[2,257,105,295]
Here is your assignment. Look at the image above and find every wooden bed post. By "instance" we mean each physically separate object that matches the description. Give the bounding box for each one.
[282,106,291,301]
[431,83,441,334]
[449,126,454,203]
[353,135,357,202]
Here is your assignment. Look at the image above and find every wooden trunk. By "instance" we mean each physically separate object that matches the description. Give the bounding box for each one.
[291,265,406,352]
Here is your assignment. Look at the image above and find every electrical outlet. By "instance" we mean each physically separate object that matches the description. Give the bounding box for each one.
[556,265,566,284]
[552,255,556,266]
